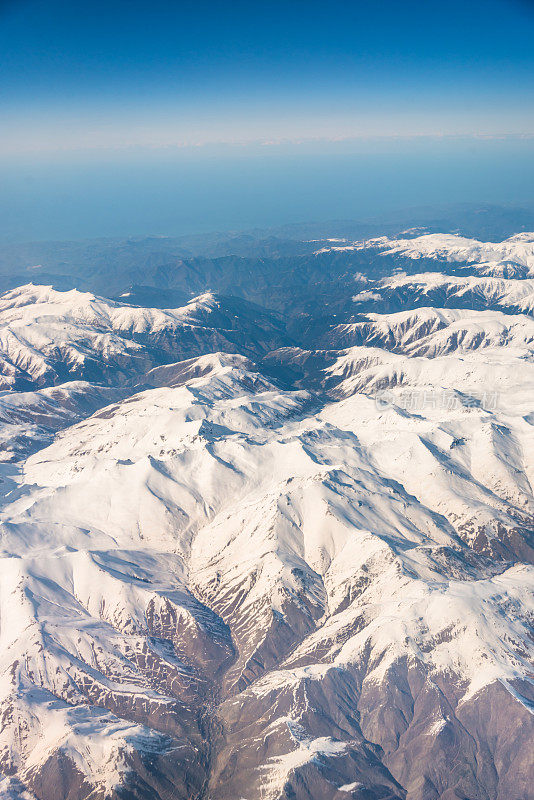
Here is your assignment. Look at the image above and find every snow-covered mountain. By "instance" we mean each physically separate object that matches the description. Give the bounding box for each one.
[315,231,534,276]
[0,285,287,390]
[375,231,534,277]
[0,227,532,800]
[325,307,534,354]
[351,272,534,316]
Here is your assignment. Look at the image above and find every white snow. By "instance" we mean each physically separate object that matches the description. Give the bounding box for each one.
[0,274,533,793]
[317,231,534,277]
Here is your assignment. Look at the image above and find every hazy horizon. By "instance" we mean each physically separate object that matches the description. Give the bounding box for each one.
[2,135,534,242]
[1,0,534,242]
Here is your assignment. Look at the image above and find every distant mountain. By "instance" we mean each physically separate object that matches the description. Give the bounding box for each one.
[1,204,534,310]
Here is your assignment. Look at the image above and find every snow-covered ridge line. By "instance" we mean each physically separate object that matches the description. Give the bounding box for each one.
[1,283,249,332]
[0,283,287,391]
[327,306,534,355]
[382,231,534,274]
[351,272,534,316]
[315,231,534,277]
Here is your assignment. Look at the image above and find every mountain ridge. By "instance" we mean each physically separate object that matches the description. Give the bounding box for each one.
[0,225,532,800]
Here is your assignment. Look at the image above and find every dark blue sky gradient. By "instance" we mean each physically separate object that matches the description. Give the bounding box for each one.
[2,0,534,141]
[0,0,533,239]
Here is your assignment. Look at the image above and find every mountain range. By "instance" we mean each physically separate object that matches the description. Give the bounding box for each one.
[0,212,532,800]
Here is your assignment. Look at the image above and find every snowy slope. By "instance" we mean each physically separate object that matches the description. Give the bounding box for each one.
[315,231,534,277]
[351,272,534,316]
[0,238,533,800]
[0,382,127,461]
[326,307,534,355]
[380,231,534,276]
[0,285,287,390]
[0,356,532,799]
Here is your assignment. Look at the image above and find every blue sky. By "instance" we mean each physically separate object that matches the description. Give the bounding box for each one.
[2,0,534,152]
[0,0,533,239]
